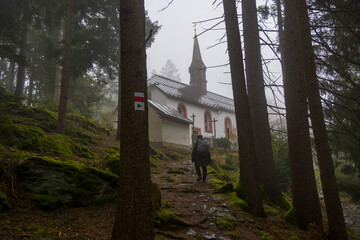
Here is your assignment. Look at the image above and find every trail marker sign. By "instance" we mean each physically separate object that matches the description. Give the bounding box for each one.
[134,92,145,111]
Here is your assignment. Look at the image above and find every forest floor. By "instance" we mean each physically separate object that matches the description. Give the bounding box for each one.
[0,133,360,239]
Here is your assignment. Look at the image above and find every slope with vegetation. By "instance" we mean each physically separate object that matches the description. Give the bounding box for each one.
[0,87,359,239]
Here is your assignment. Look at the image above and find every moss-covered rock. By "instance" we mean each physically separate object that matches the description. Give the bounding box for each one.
[73,144,95,159]
[0,191,11,213]
[105,152,120,175]
[30,194,62,211]
[215,212,237,231]
[0,124,52,152]
[0,123,95,159]
[49,134,73,158]
[225,192,249,212]
[214,183,234,194]
[16,156,118,208]
[153,209,188,230]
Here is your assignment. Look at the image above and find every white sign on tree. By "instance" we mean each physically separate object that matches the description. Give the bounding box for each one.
[134,92,145,111]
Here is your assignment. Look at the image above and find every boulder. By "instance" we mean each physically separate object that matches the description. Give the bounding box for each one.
[16,156,118,209]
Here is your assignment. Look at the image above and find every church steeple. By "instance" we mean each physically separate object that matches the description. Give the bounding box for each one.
[189,32,207,94]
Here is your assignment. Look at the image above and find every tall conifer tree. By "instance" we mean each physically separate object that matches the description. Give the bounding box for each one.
[223,0,264,217]
[283,0,322,229]
[111,0,154,238]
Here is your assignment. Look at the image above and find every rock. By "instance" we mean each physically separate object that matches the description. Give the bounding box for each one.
[16,156,118,209]
[214,183,234,194]
[153,209,189,229]
[208,207,218,216]
[186,229,196,236]
[215,212,236,231]
[219,237,231,240]
[345,218,354,225]
[203,233,216,240]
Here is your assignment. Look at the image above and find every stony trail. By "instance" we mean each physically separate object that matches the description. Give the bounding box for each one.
[152,157,265,240]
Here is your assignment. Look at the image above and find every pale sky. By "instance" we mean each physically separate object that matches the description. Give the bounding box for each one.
[145,0,233,97]
[144,0,283,105]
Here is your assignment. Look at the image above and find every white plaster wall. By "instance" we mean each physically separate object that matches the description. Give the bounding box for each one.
[149,86,168,106]
[148,106,163,143]
[216,110,237,137]
[162,119,190,147]
[167,97,236,140]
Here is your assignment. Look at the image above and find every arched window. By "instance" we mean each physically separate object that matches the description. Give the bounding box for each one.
[204,110,213,133]
[224,117,232,137]
[177,102,187,117]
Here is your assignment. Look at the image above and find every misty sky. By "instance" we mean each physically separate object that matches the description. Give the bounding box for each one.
[144,0,283,104]
[145,0,233,98]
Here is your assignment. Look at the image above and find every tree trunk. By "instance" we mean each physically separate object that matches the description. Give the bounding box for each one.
[111,0,154,239]
[56,0,72,134]
[27,61,35,106]
[222,0,265,217]
[7,60,15,93]
[283,0,322,229]
[274,0,285,70]
[242,0,282,201]
[14,4,30,101]
[116,67,121,140]
[296,0,348,239]
[54,19,64,102]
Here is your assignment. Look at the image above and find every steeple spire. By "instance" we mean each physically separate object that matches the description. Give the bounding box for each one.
[189,34,207,94]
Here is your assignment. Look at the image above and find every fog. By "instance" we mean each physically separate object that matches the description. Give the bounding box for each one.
[145,0,233,98]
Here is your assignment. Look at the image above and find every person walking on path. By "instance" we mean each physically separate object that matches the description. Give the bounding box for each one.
[192,135,211,182]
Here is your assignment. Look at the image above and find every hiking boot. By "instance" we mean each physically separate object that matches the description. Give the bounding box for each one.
[197,176,202,181]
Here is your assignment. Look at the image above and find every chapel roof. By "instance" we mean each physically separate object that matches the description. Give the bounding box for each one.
[148,100,193,125]
[148,75,235,112]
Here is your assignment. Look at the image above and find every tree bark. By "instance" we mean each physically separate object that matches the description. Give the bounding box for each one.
[54,19,64,102]
[222,0,265,217]
[242,0,282,201]
[14,3,30,101]
[296,0,348,239]
[56,0,72,134]
[283,0,322,229]
[111,0,154,239]
[116,71,121,140]
[27,60,35,106]
[7,60,15,93]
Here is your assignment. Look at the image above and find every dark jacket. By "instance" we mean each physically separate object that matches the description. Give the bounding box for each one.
[191,141,211,167]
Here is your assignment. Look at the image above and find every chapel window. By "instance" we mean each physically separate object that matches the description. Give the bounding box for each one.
[224,117,232,137]
[204,110,212,133]
[177,103,187,117]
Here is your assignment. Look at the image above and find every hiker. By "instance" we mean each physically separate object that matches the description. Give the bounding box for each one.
[191,135,211,182]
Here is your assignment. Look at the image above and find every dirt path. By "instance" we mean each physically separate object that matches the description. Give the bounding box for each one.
[152,157,262,240]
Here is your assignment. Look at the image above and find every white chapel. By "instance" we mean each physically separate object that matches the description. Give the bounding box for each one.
[146,35,236,148]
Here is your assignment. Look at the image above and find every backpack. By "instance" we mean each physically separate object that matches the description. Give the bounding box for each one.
[197,138,210,156]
